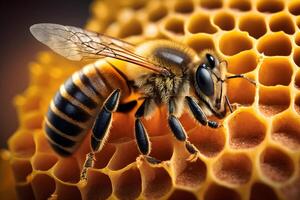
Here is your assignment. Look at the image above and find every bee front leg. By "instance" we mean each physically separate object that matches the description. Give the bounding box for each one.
[185,96,221,129]
[80,89,121,182]
[134,99,161,164]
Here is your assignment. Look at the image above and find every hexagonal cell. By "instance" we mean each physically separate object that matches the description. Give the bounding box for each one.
[296,16,300,28]
[107,141,139,171]
[293,48,300,67]
[281,176,300,200]
[125,0,147,10]
[149,135,174,162]
[118,19,143,38]
[272,111,300,150]
[259,57,293,86]
[53,157,80,183]
[21,112,44,130]
[204,183,241,200]
[256,0,284,13]
[199,0,223,9]
[174,0,194,14]
[140,164,172,199]
[295,33,300,46]
[8,130,35,158]
[229,0,252,11]
[288,0,300,15]
[257,33,292,56]
[34,130,53,154]
[187,13,218,34]
[56,183,82,200]
[163,17,185,35]
[260,147,294,182]
[143,108,170,137]
[295,94,300,114]
[238,13,267,39]
[82,170,112,200]
[185,34,215,53]
[227,50,258,74]
[109,112,134,141]
[167,189,197,200]
[213,153,252,185]
[219,31,253,56]
[31,174,56,200]
[269,12,295,35]
[259,86,291,117]
[228,108,266,149]
[227,73,256,105]
[147,2,168,22]
[213,11,235,31]
[15,183,34,200]
[14,88,43,113]
[113,167,142,199]
[188,122,226,157]
[173,155,207,188]
[250,182,279,200]
[295,71,300,89]
[11,159,32,183]
[32,153,58,171]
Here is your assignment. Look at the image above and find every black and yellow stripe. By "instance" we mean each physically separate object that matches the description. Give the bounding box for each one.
[44,63,130,156]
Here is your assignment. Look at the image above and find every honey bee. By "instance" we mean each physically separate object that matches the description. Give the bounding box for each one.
[30,23,255,181]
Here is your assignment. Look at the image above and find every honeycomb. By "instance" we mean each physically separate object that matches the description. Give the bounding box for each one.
[3,0,300,199]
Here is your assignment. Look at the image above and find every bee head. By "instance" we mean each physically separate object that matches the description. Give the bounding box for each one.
[192,52,227,117]
[194,53,219,97]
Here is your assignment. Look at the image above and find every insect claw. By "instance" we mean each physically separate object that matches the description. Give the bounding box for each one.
[185,141,199,162]
[186,152,199,162]
[231,103,242,111]
[145,155,162,165]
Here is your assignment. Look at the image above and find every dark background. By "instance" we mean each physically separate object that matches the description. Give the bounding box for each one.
[0,0,92,148]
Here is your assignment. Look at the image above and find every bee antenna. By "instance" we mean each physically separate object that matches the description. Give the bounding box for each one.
[225,74,256,86]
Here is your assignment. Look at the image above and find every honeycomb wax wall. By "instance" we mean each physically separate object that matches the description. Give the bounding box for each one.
[4,0,300,199]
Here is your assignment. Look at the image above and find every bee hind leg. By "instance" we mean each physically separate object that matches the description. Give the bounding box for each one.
[80,89,121,182]
[134,99,161,165]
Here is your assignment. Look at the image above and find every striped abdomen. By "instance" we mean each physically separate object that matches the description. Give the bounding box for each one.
[44,61,130,156]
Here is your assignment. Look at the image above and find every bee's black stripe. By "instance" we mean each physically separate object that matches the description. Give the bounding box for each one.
[46,110,83,136]
[45,125,75,148]
[93,66,113,91]
[106,61,132,93]
[78,71,102,98]
[49,142,72,157]
[64,77,97,109]
[53,92,91,122]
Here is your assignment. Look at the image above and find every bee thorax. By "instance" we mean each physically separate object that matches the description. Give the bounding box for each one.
[136,73,189,105]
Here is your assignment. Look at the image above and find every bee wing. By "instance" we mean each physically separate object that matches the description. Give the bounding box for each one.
[30,23,166,74]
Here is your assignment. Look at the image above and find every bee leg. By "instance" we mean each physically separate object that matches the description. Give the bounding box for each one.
[168,99,199,161]
[80,89,121,182]
[116,100,137,113]
[80,152,95,182]
[168,114,198,161]
[185,96,221,129]
[134,99,161,164]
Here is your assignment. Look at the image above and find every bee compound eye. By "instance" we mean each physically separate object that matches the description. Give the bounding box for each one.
[206,53,216,68]
[195,66,214,96]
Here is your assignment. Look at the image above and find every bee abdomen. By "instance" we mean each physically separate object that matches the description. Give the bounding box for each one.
[45,62,131,156]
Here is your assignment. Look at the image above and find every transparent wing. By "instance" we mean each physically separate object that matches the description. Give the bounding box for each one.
[30,23,165,73]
